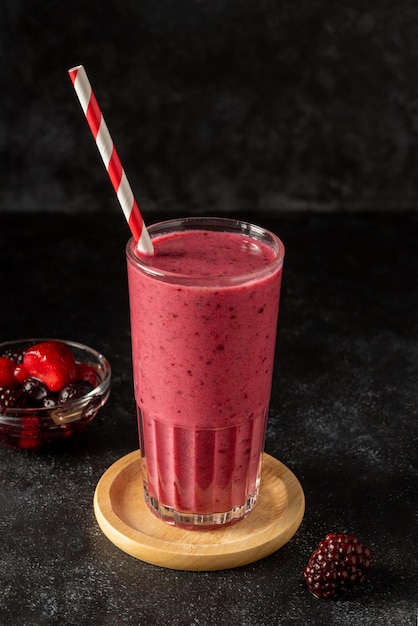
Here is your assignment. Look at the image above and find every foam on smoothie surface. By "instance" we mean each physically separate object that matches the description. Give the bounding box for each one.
[143,230,275,276]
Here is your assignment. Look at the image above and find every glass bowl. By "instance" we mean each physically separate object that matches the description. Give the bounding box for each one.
[0,338,111,450]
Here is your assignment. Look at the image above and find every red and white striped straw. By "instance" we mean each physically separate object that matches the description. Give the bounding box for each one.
[68,65,154,255]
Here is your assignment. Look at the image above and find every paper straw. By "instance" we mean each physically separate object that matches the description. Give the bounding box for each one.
[68,65,154,255]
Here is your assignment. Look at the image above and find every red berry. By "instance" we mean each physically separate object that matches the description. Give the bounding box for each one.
[76,363,98,387]
[304,533,373,599]
[14,364,29,384]
[23,341,77,392]
[0,357,18,387]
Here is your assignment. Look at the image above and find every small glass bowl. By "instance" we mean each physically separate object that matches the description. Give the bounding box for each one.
[0,338,111,450]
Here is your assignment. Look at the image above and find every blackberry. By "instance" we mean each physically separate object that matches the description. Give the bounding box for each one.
[1,348,24,363]
[304,533,373,599]
[0,386,26,411]
[58,380,94,403]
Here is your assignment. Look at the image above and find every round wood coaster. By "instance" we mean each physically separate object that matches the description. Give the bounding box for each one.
[93,450,305,571]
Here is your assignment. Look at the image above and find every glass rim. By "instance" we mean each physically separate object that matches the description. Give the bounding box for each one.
[126,216,284,285]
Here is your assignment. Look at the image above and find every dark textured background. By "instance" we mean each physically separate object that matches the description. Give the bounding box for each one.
[2,0,418,215]
[1,4,417,624]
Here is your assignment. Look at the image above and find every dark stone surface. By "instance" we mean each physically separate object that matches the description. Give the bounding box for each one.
[0,210,417,625]
[2,1,418,213]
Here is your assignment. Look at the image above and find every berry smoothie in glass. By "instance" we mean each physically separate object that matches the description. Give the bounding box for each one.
[126,217,284,529]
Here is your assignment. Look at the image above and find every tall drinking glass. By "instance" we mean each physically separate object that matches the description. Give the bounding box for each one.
[126,217,284,529]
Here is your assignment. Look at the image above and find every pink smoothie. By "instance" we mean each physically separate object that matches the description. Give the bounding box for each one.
[126,220,284,528]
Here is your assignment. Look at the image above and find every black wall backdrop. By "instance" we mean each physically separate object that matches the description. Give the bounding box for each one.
[1,0,418,216]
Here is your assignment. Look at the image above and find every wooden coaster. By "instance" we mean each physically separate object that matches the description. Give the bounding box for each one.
[93,450,305,571]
